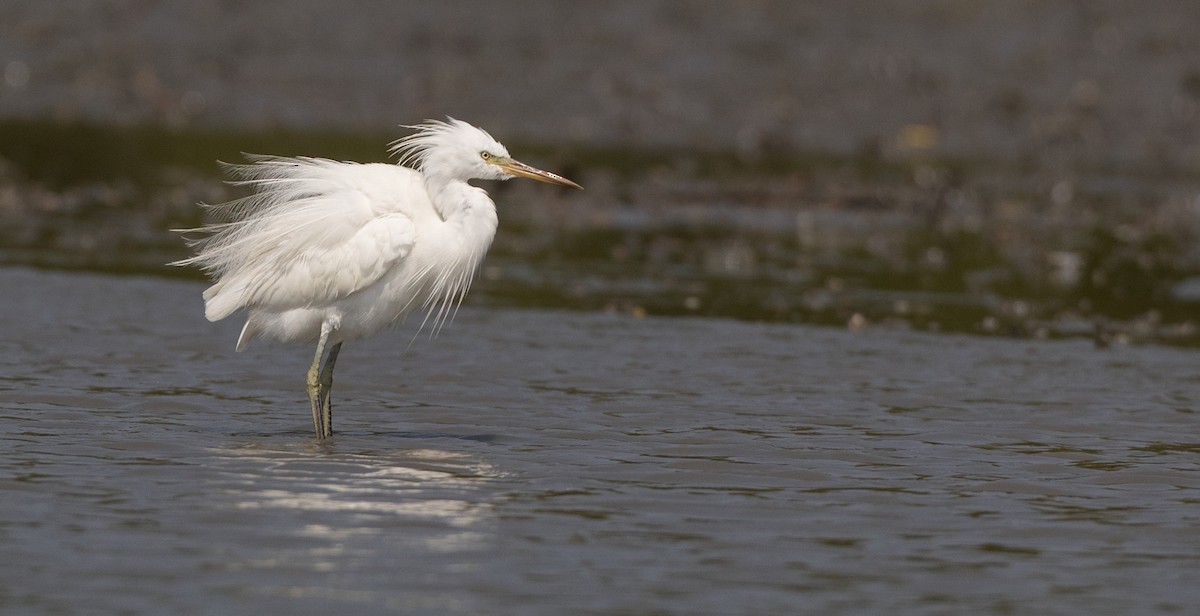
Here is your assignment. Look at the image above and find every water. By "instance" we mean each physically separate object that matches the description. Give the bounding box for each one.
[2,266,1199,615]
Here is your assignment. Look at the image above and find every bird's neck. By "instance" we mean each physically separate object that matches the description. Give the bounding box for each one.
[424,175,494,222]
[422,175,499,278]
[424,175,499,237]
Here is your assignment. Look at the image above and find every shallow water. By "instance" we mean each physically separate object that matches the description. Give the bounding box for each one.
[2,267,1199,615]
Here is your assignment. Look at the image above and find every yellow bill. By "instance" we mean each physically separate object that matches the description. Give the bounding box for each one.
[496,158,583,190]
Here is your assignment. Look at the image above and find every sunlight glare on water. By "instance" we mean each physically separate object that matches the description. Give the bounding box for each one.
[1,267,1199,615]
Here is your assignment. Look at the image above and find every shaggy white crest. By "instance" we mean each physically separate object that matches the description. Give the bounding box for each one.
[389,117,511,182]
[170,118,581,439]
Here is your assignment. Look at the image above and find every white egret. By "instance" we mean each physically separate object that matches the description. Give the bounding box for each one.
[172,118,582,439]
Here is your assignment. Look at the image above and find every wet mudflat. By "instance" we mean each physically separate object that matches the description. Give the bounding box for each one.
[2,267,1199,615]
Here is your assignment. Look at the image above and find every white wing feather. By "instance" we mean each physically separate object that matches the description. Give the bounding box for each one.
[175,156,418,321]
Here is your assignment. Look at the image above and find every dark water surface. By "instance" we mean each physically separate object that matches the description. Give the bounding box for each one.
[2,267,1199,615]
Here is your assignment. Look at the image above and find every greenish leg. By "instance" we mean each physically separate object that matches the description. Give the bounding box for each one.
[306,327,331,439]
[318,342,342,439]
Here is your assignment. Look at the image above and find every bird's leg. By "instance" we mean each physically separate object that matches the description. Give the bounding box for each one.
[306,326,332,439]
[318,342,342,439]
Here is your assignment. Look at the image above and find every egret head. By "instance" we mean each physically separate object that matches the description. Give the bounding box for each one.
[391,118,581,189]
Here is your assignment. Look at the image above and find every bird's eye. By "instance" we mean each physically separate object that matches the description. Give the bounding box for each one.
[480,152,491,160]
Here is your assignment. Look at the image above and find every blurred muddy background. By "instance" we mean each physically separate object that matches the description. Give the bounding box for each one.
[2,1,1199,345]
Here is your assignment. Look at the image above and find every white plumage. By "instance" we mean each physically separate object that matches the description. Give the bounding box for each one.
[172,118,581,438]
